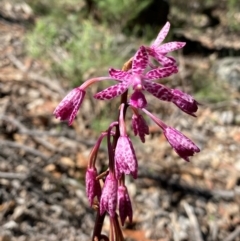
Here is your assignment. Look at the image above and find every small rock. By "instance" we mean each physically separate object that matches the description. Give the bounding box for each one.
[12,206,25,222]
[3,220,18,229]
[76,152,88,168]
[59,157,75,168]
[0,231,12,241]
[213,57,240,91]
[220,110,234,125]
[44,164,56,172]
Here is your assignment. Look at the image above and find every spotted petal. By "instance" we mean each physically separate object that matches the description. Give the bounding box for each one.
[109,68,132,81]
[94,81,130,100]
[100,173,117,217]
[152,53,177,67]
[132,114,149,143]
[132,46,148,75]
[157,42,186,54]
[151,22,170,47]
[171,89,199,116]
[145,66,178,81]
[143,81,173,101]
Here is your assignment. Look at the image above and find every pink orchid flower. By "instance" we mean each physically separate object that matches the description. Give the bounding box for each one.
[146,21,186,66]
[94,46,177,103]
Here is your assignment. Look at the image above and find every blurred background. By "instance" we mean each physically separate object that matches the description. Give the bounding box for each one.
[0,0,240,240]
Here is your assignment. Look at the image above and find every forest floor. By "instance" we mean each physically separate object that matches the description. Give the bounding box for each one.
[0,1,240,241]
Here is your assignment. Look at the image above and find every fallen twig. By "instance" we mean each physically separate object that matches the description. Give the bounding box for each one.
[224,226,240,241]
[0,140,49,160]
[0,115,59,152]
[0,171,27,180]
[0,115,102,149]
[7,54,64,95]
[183,201,204,241]
[138,172,240,201]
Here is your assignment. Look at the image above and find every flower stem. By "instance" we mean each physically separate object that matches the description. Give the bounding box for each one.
[142,108,168,129]
[92,209,106,241]
[88,131,108,168]
[80,76,120,90]
[119,103,127,136]
[107,122,119,173]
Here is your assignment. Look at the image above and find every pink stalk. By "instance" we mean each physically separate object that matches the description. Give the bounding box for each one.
[119,103,127,136]
[107,121,119,174]
[142,107,167,129]
[80,76,121,90]
[88,131,108,168]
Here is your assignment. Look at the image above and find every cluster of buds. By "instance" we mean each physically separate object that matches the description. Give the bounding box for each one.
[54,22,200,241]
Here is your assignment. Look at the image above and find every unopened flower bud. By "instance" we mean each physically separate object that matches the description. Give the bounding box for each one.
[85,168,101,206]
[118,185,133,226]
[100,173,118,217]
[115,136,138,179]
[53,88,86,125]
